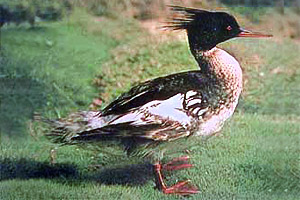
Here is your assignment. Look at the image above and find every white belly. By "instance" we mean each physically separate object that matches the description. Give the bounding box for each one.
[195,98,239,136]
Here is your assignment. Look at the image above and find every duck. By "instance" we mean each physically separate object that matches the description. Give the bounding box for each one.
[47,6,272,195]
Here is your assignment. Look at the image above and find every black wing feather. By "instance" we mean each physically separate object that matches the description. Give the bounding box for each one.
[101,71,210,116]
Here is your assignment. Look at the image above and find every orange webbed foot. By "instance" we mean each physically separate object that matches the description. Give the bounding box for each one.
[162,180,199,195]
[154,158,198,196]
[162,155,193,171]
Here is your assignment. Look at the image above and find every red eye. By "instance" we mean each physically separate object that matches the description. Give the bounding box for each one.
[226,26,232,31]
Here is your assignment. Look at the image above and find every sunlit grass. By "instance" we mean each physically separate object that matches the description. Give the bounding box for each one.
[1,7,299,200]
[1,113,299,199]
[0,9,119,136]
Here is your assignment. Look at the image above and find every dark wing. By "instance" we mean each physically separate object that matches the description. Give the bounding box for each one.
[72,121,190,143]
[101,70,212,116]
[71,122,192,156]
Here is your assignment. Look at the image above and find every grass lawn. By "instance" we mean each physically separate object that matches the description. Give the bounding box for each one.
[1,8,299,200]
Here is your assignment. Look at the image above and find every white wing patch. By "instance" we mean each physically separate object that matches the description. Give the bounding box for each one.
[185,90,202,107]
[109,93,193,127]
[185,90,198,98]
[186,99,201,106]
[184,90,204,117]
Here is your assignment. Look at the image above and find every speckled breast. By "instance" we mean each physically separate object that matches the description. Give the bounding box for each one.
[195,47,243,136]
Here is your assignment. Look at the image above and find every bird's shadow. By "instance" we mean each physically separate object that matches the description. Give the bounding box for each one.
[0,158,154,186]
[90,162,154,186]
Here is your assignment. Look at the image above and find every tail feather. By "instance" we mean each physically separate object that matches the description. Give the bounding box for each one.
[45,111,105,144]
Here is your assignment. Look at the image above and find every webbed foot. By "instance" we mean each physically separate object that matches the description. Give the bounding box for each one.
[162,155,193,171]
[154,161,198,196]
[162,180,199,195]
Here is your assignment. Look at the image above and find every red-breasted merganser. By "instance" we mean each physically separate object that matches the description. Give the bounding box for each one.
[47,6,272,195]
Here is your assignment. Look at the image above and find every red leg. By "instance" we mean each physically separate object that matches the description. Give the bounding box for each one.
[154,162,199,195]
[162,155,193,171]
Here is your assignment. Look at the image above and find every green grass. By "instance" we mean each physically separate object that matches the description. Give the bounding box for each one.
[0,9,121,136]
[1,113,299,199]
[227,7,270,23]
[1,8,300,200]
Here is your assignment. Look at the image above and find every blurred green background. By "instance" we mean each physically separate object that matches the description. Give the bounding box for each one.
[0,0,299,199]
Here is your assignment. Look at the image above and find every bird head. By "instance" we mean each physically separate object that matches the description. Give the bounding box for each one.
[165,6,272,51]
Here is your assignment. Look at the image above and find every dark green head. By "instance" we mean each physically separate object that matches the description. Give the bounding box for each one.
[165,6,272,52]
